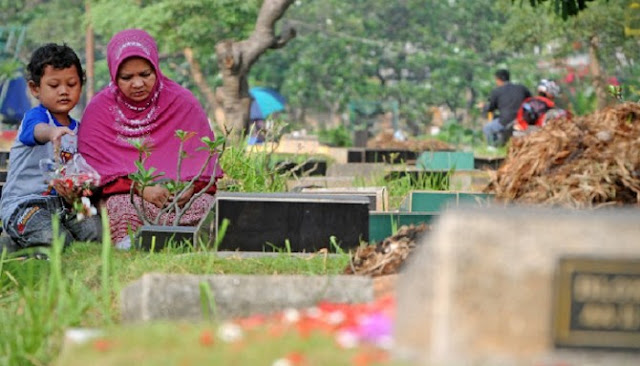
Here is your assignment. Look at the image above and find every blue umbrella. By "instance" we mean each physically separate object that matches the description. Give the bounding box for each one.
[249,87,286,120]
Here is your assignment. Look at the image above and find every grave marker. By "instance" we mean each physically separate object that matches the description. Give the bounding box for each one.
[286,176,357,191]
[449,170,492,192]
[300,186,388,211]
[553,257,640,350]
[395,206,640,365]
[347,148,421,164]
[326,162,387,181]
[121,274,374,322]
[274,158,327,177]
[136,208,215,251]
[398,190,493,212]
[474,156,504,170]
[416,151,474,171]
[213,192,369,252]
[368,212,438,242]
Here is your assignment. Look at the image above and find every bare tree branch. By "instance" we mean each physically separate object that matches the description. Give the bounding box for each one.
[214,0,296,140]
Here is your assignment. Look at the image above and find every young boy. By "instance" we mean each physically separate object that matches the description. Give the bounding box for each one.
[0,43,101,249]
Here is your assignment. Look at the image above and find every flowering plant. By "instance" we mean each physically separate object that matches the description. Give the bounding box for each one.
[40,154,101,220]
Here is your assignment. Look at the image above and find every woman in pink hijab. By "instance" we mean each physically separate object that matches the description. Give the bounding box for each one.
[78,29,223,248]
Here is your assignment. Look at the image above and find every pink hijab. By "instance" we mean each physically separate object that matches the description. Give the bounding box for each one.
[78,29,222,185]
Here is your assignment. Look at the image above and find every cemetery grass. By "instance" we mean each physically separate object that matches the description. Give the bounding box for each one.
[473,144,508,158]
[0,222,351,365]
[0,142,436,364]
[380,170,450,209]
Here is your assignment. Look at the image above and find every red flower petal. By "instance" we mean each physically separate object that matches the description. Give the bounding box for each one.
[286,351,306,365]
[93,339,112,352]
[199,330,215,347]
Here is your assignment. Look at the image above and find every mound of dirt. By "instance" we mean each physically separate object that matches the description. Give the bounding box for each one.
[344,224,430,277]
[367,131,452,151]
[486,102,640,208]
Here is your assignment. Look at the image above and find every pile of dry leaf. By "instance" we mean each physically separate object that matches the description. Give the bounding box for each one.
[367,131,452,151]
[344,224,429,277]
[487,102,640,208]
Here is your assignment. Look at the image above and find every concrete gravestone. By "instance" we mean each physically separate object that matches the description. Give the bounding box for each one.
[121,274,373,322]
[395,206,640,366]
[299,186,388,211]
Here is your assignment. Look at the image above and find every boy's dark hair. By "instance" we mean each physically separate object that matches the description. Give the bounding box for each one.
[495,69,510,82]
[27,43,85,86]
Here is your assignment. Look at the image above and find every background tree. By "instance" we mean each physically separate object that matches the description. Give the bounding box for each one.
[1,0,631,143]
[517,0,601,19]
[214,0,295,138]
[254,0,513,135]
[500,0,633,111]
[89,0,296,139]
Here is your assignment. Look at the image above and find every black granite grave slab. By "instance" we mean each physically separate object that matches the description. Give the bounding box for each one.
[274,159,327,177]
[474,156,505,170]
[214,192,369,252]
[136,226,197,251]
[136,208,215,251]
[347,148,421,164]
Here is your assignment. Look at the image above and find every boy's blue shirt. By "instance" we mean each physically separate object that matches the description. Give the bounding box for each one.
[0,104,79,225]
[19,104,77,146]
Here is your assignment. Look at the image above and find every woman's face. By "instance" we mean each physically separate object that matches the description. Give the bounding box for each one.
[116,57,157,102]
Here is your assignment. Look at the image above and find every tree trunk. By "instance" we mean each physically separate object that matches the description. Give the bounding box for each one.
[588,35,608,110]
[214,0,296,141]
[183,47,220,131]
[85,1,95,102]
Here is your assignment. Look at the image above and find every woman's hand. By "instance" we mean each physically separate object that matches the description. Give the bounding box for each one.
[140,185,170,208]
[172,186,195,208]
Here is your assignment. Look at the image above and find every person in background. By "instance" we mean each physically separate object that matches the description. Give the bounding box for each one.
[0,43,102,249]
[78,29,223,249]
[513,79,571,137]
[481,69,531,147]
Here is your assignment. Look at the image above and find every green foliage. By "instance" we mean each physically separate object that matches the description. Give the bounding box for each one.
[129,161,165,186]
[434,121,484,147]
[126,132,225,226]
[607,84,622,101]
[0,58,20,76]
[317,125,353,147]
[89,0,260,54]
[199,135,227,153]
[218,141,288,193]
[254,0,506,133]
[376,170,451,210]
[565,82,598,115]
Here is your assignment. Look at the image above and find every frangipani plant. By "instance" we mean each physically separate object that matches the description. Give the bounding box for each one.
[128,130,226,226]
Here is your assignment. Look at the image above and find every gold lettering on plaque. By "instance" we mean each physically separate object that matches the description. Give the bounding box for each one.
[573,274,640,303]
[554,258,640,349]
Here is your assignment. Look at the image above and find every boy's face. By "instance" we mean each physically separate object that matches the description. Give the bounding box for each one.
[28,65,82,124]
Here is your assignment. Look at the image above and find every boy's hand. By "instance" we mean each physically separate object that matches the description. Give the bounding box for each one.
[49,127,75,160]
[141,185,171,208]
